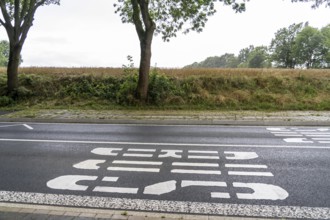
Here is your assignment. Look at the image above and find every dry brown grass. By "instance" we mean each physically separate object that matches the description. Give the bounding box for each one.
[0,67,329,79]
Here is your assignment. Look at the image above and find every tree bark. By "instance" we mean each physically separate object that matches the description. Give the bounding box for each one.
[136,30,153,101]
[131,0,156,102]
[7,43,22,96]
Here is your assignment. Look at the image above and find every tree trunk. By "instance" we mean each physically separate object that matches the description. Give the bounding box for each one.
[136,30,154,102]
[7,44,22,96]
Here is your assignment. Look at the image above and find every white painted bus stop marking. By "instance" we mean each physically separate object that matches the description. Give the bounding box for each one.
[113,160,162,165]
[73,160,106,170]
[127,149,156,152]
[123,153,153,158]
[94,186,138,194]
[172,162,219,167]
[181,181,226,188]
[171,169,221,175]
[284,138,313,143]
[225,152,258,160]
[159,150,182,158]
[91,148,122,156]
[144,180,176,195]
[107,167,160,173]
[225,164,268,169]
[188,155,220,160]
[211,192,231,199]
[188,150,218,154]
[233,182,289,200]
[47,175,97,191]
[229,171,273,177]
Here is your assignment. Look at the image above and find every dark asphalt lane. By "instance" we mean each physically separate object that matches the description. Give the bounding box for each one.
[0,123,330,219]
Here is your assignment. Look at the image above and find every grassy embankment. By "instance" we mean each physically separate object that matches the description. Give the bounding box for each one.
[0,67,329,111]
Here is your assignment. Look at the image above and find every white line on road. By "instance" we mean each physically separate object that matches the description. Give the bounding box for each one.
[0,191,329,219]
[228,171,274,177]
[225,164,268,169]
[23,124,33,130]
[113,160,162,165]
[188,150,218,154]
[172,162,219,167]
[0,138,329,149]
[123,153,153,158]
[107,167,160,173]
[188,155,220,160]
[128,149,156,152]
[171,169,221,175]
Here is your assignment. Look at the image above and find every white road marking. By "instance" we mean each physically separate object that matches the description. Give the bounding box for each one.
[188,150,218,154]
[233,182,289,200]
[171,169,221,175]
[123,153,153,158]
[0,138,330,149]
[113,160,162,165]
[0,124,33,130]
[225,152,258,160]
[188,155,220,160]
[159,150,182,158]
[284,138,313,143]
[144,180,176,195]
[1,191,328,219]
[274,134,303,137]
[102,177,119,182]
[93,186,138,194]
[127,149,156,152]
[107,167,160,173]
[181,181,226,188]
[267,128,291,131]
[319,141,330,144]
[225,164,268,169]
[91,148,122,156]
[228,171,273,177]
[302,133,330,135]
[23,124,34,130]
[172,162,219,167]
[47,175,97,191]
[73,160,106,170]
[211,192,231,199]
[306,135,330,137]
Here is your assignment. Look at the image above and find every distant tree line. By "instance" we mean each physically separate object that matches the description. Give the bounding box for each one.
[184,23,330,69]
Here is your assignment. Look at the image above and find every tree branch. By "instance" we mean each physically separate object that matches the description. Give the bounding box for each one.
[131,0,144,41]
[0,0,13,27]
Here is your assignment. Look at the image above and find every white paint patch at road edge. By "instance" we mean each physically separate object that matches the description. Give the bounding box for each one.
[0,191,329,219]
[23,124,33,130]
[0,138,330,150]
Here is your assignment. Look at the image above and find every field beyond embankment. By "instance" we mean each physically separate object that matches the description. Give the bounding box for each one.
[0,67,329,111]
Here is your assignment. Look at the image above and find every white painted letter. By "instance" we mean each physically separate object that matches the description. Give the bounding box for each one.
[144,181,177,195]
[73,160,106,170]
[91,148,122,156]
[47,175,97,191]
[225,152,258,160]
[233,182,289,200]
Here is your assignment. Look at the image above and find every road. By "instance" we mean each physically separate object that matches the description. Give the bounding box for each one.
[0,122,330,219]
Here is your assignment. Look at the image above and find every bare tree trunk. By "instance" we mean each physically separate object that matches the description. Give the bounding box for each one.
[136,32,153,101]
[7,44,22,96]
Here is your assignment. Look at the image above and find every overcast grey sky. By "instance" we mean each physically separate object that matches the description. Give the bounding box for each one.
[0,0,329,68]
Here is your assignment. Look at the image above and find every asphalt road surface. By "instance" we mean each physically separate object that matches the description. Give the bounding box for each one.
[0,122,330,219]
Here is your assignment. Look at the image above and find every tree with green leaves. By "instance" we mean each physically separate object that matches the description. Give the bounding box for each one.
[0,40,9,66]
[269,23,303,68]
[247,46,270,68]
[294,26,328,68]
[321,24,330,68]
[237,45,254,67]
[0,40,23,67]
[114,0,247,101]
[0,0,60,96]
